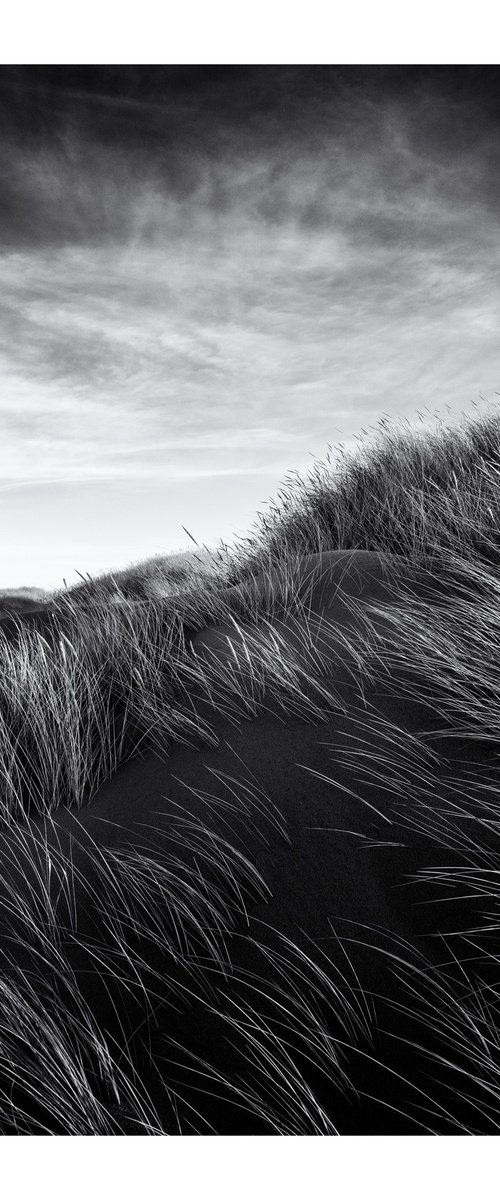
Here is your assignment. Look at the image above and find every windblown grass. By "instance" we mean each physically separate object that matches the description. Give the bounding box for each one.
[0,560,359,820]
[228,400,500,578]
[56,547,225,606]
[0,401,500,1132]
[1,400,496,821]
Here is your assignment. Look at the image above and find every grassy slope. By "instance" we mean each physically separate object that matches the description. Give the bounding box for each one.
[0,402,499,823]
[1,403,500,1132]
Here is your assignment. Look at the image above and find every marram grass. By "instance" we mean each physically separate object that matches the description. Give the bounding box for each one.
[0,404,499,1132]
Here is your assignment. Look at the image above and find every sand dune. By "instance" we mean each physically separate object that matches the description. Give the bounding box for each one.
[0,550,498,1133]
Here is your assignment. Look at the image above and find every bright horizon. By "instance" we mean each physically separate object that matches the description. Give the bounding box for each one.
[1,66,500,590]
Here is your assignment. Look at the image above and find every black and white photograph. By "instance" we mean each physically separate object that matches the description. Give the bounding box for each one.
[1,28,500,1193]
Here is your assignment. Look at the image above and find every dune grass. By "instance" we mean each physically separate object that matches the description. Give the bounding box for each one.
[1,402,500,1132]
[227,400,500,578]
[0,560,363,820]
[1,401,500,823]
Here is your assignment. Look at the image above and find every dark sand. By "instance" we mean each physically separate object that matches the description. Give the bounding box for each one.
[0,550,498,1133]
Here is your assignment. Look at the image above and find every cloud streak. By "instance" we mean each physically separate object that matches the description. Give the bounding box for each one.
[0,67,499,585]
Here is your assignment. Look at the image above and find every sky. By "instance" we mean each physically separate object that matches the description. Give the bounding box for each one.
[1,65,500,589]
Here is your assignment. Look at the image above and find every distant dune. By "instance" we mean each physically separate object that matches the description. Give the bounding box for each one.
[0,586,48,614]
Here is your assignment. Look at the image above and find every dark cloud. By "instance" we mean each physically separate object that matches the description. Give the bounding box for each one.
[1,67,500,248]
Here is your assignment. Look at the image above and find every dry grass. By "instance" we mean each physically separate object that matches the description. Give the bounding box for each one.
[0,402,500,1132]
[227,400,500,578]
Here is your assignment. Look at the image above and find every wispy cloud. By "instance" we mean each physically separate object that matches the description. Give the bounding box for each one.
[0,67,499,584]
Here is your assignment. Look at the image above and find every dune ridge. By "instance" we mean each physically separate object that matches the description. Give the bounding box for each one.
[1,405,500,1134]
